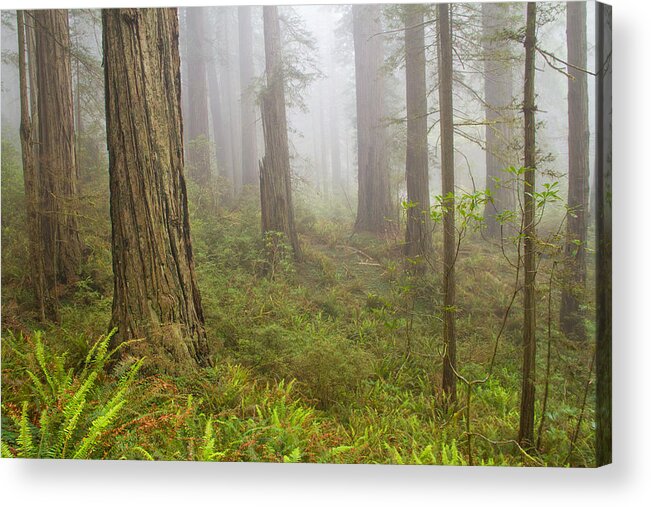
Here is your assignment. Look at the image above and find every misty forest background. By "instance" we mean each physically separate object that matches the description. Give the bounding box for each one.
[0,2,611,466]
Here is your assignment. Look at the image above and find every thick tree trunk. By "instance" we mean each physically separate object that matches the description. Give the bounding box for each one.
[560,2,590,340]
[238,5,259,188]
[260,6,301,260]
[102,8,210,373]
[353,4,392,234]
[404,5,432,269]
[595,1,612,467]
[438,3,457,405]
[482,2,515,237]
[186,8,212,187]
[34,9,83,318]
[17,11,46,322]
[518,2,537,448]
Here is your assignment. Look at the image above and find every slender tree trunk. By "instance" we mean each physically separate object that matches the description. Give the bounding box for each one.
[34,9,83,318]
[17,11,46,322]
[595,1,612,467]
[225,8,243,194]
[404,4,432,269]
[482,2,515,236]
[353,4,392,234]
[103,8,210,373]
[238,5,259,188]
[560,2,589,340]
[259,6,301,260]
[438,3,456,404]
[319,83,330,197]
[328,36,342,195]
[205,10,231,195]
[518,2,537,448]
[186,7,212,187]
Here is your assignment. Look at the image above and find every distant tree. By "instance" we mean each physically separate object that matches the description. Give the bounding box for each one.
[205,8,233,196]
[33,9,84,318]
[560,1,589,340]
[259,6,301,259]
[518,2,537,448]
[103,8,210,373]
[16,10,46,321]
[327,32,342,194]
[238,5,259,188]
[403,4,432,269]
[438,3,457,404]
[482,2,516,237]
[595,1,612,468]
[186,7,212,187]
[352,4,392,234]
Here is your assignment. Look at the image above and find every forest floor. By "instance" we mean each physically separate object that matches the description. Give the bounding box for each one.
[1,145,596,465]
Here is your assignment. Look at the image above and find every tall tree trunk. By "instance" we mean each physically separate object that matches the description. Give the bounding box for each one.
[404,4,432,269]
[17,11,46,322]
[482,2,515,236]
[319,83,330,197]
[259,6,301,260]
[595,1,612,467]
[353,4,392,234]
[328,35,342,194]
[225,8,243,194]
[238,5,259,188]
[34,9,83,318]
[438,3,457,404]
[205,10,231,195]
[103,7,210,374]
[186,7,212,187]
[560,2,590,340]
[518,2,537,448]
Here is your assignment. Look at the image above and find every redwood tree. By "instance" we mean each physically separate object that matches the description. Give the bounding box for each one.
[518,2,537,448]
[103,7,210,373]
[259,6,301,259]
[404,4,432,268]
[353,4,392,234]
[17,10,46,321]
[238,5,259,187]
[482,2,516,237]
[438,3,457,404]
[34,9,84,318]
[560,1,589,340]
[186,7,212,187]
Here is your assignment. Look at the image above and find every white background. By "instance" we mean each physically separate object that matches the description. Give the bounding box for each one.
[1,0,648,505]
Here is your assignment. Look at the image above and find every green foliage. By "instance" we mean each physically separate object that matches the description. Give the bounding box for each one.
[2,331,142,459]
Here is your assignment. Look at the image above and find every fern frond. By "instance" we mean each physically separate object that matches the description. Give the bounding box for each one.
[17,402,35,458]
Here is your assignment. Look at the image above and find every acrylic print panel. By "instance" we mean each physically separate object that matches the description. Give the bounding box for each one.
[0,1,611,466]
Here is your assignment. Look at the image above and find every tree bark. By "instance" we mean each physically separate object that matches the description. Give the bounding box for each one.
[238,5,259,188]
[17,11,46,322]
[186,7,212,188]
[518,2,537,448]
[404,4,432,269]
[102,7,210,373]
[353,4,392,234]
[595,1,612,467]
[260,6,301,260]
[482,2,515,237]
[34,9,84,318]
[438,3,457,404]
[560,2,590,340]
